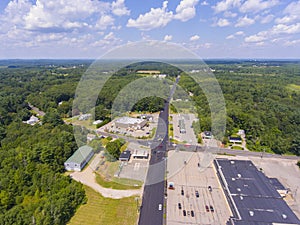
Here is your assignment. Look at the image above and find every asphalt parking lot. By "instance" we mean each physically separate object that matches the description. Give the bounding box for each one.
[167,151,232,225]
[172,113,198,145]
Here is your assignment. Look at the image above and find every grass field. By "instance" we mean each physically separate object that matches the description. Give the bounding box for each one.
[68,186,139,225]
[287,84,300,93]
[95,173,142,190]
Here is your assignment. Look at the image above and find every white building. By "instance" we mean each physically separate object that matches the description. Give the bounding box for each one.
[79,113,92,121]
[25,115,39,125]
[114,117,147,130]
[64,145,94,171]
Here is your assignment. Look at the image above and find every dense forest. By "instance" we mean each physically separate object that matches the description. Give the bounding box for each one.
[0,61,88,224]
[0,59,299,224]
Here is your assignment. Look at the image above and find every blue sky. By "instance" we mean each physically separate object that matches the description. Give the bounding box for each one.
[0,0,300,59]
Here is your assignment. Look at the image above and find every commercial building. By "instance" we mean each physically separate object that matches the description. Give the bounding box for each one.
[114,117,147,130]
[214,159,300,225]
[119,150,131,162]
[132,149,149,159]
[64,145,94,171]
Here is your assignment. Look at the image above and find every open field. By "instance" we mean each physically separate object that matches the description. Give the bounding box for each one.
[68,185,139,225]
[95,173,142,190]
[287,84,300,93]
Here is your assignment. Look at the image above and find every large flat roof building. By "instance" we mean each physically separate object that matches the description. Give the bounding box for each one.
[114,117,146,130]
[214,159,300,225]
[64,145,94,171]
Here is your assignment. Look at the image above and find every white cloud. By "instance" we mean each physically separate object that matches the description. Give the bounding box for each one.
[24,0,109,31]
[201,1,209,6]
[284,39,300,46]
[190,35,200,41]
[175,0,199,22]
[224,11,237,18]
[275,16,298,24]
[216,18,230,27]
[96,15,115,30]
[245,33,267,42]
[127,0,199,30]
[283,0,300,21]
[239,0,279,13]
[226,30,244,39]
[275,1,300,24]
[213,0,241,13]
[111,0,130,16]
[244,22,300,45]
[1,0,31,27]
[235,15,255,27]
[272,23,300,34]
[164,35,173,41]
[235,31,245,35]
[104,32,115,40]
[260,14,274,24]
[226,34,235,39]
[127,1,173,30]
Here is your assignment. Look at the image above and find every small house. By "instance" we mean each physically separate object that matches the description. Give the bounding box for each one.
[203,131,212,139]
[229,136,242,143]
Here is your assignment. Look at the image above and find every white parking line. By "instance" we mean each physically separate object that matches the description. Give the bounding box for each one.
[134,163,140,171]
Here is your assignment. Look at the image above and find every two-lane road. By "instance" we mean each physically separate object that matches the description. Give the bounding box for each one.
[139,76,179,225]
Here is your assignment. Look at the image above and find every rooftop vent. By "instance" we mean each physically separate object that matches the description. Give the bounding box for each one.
[249,211,254,217]
[282,214,287,219]
[232,178,236,181]
[237,174,241,178]
[230,161,235,164]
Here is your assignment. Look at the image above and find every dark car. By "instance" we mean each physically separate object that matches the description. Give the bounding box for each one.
[208,186,212,192]
[178,203,182,209]
[195,190,199,198]
[191,210,195,217]
[181,189,184,196]
[183,210,186,216]
[210,205,214,212]
[205,205,209,212]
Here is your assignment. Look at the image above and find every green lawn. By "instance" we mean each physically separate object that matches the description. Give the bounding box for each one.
[169,124,174,138]
[287,84,300,93]
[95,173,142,190]
[231,145,244,150]
[68,186,139,225]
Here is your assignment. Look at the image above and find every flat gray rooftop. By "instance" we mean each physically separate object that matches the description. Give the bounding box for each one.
[215,159,300,225]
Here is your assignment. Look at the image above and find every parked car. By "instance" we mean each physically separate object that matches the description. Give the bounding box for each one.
[205,205,210,212]
[191,210,195,217]
[158,204,162,211]
[181,189,184,196]
[183,210,186,216]
[210,205,214,212]
[178,203,182,210]
[195,190,199,198]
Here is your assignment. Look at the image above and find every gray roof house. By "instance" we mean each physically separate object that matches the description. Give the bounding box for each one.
[64,145,94,171]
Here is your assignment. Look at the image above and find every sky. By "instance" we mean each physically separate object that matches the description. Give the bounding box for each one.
[0,0,300,59]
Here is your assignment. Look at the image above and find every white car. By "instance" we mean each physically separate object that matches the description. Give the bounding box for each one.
[158,204,162,211]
